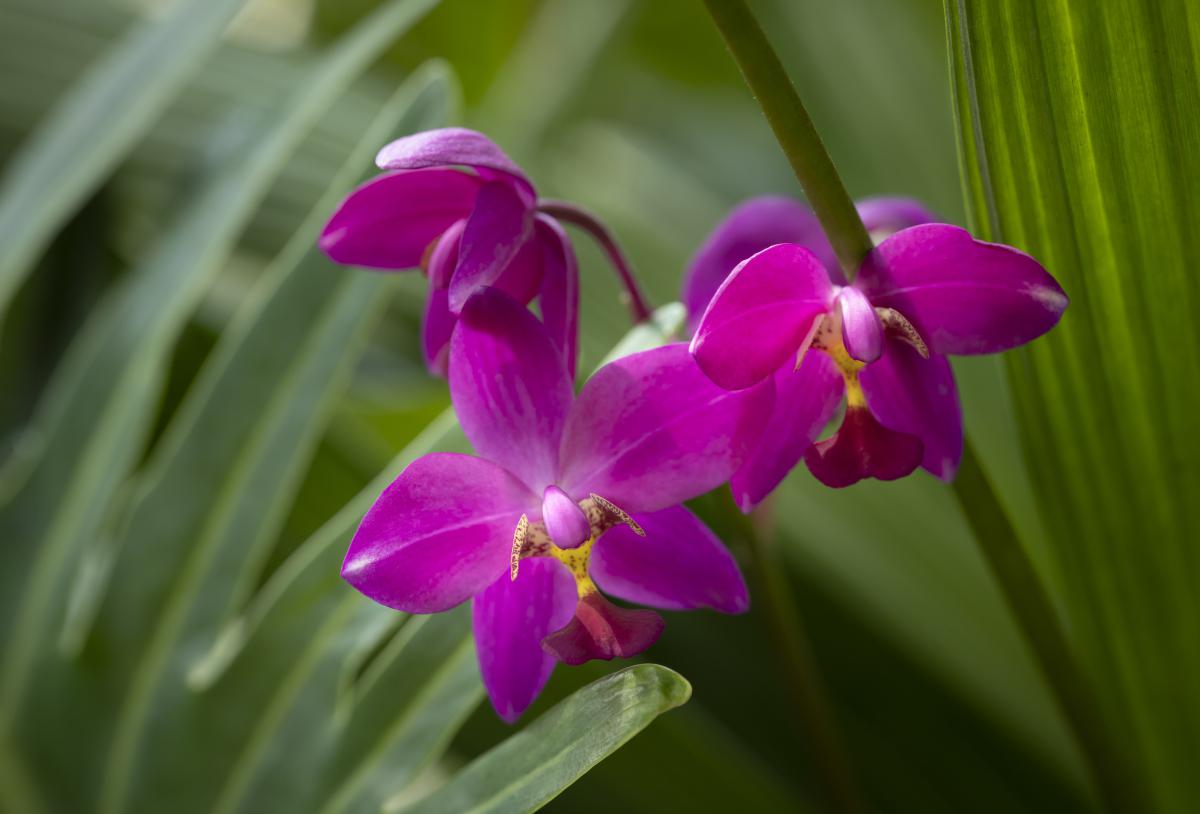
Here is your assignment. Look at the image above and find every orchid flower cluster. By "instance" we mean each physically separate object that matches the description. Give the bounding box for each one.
[320,128,1067,721]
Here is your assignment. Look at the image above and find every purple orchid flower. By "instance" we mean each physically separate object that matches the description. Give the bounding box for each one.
[687,196,1067,501]
[319,128,578,377]
[342,287,770,721]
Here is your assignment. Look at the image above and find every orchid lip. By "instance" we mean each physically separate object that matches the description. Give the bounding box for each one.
[793,303,929,487]
[510,491,643,581]
[509,491,659,666]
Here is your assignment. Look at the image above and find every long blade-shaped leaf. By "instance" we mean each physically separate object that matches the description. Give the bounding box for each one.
[82,71,445,814]
[947,1,1200,810]
[401,665,692,814]
[0,0,248,318]
[172,415,471,814]
[0,0,440,752]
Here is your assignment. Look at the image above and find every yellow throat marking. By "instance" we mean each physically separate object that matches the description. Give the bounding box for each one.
[549,537,599,598]
[808,314,867,408]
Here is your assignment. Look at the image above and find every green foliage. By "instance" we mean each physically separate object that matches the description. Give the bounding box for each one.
[0,0,250,316]
[401,665,692,814]
[948,1,1200,811]
[2,0,1184,812]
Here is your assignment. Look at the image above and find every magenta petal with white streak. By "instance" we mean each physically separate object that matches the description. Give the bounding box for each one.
[857,224,1068,356]
[342,453,536,614]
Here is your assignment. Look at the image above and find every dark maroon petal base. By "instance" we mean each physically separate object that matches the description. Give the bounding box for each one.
[541,592,664,665]
[803,406,923,488]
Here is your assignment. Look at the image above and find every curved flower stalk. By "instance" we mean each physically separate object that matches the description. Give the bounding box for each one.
[342,288,770,721]
[689,199,1067,502]
[319,128,580,377]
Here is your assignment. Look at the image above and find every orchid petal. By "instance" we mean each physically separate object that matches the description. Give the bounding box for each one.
[558,344,773,513]
[450,288,573,493]
[803,407,924,488]
[535,214,580,379]
[473,558,576,723]
[448,181,534,314]
[542,592,664,665]
[542,486,590,549]
[375,127,534,199]
[857,197,938,239]
[837,286,883,363]
[491,224,544,306]
[690,243,834,391]
[730,353,844,511]
[421,286,455,377]
[683,197,832,327]
[342,453,536,613]
[859,341,963,480]
[857,224,1068,356]
[426,218,465,289]
[591,505,748,613]
[319,169,482,269]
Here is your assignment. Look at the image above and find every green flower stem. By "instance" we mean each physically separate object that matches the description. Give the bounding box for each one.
[703,1,1136,809]
[537,199,653,324]
[721,489,865,814]
[701,0,872,280]
[953,444,1143,813]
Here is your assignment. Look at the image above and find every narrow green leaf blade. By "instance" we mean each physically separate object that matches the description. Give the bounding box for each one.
[400,665,692,814]
[83,71,446,814]
[0,0,249,317]
[947,1,1200,810]
[0,0,442,747]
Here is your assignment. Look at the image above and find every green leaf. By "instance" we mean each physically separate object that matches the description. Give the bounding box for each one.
[0,0,249,318]
[598,301,686,364]
[400,665,692,814]
[180,412,472,814]
[84,69,446,814]
[947,1,1200,810]
[0,0,442,758]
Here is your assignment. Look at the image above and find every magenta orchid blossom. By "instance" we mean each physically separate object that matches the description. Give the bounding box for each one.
[319,128,578,377]
[688,197,1068,500]
[342,288,769,721]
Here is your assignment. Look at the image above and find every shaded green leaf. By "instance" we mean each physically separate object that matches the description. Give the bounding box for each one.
[0,0,442,763]
[0,0,249,317]
[947,1,1200,810]
[402,665,692,814]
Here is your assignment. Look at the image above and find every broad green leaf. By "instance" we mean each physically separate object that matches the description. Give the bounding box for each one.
[0,0,441,759]
[947,1,1200,810]
[598,301,686,364]
[400,665,692,814]
[0,0,249,319]
[81,67,446,813]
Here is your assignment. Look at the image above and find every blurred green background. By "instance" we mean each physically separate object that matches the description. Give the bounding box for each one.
[2,0,1177,811]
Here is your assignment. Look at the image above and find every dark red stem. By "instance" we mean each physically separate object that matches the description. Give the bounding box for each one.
[537,199,653,324]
